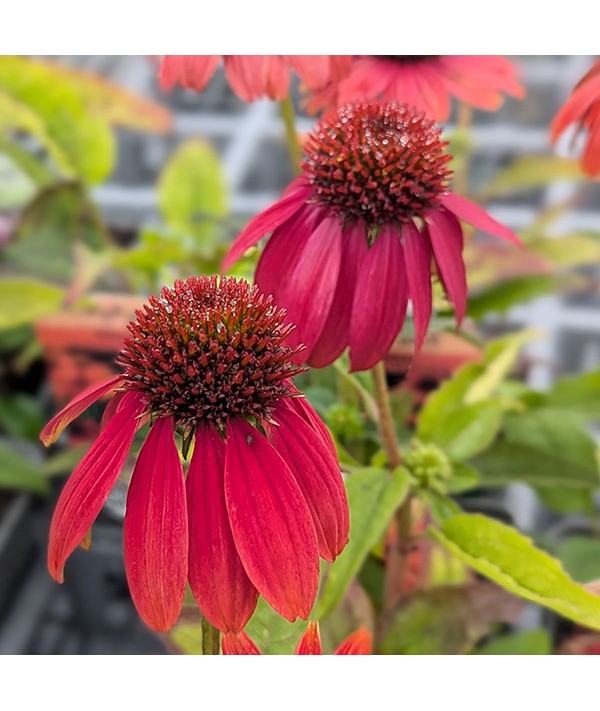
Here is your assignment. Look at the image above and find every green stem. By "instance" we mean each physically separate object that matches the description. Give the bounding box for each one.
[371,361,401,468]
[279,95,302,175]
[371,360,413,613]
[451,102,473,200]
[201,618,221,655]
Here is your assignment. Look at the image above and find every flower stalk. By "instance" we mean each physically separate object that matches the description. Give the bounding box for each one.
[201,618,221,655]
[279,95,302,175]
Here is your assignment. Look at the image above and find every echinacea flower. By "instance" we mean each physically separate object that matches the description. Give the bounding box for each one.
[223,102,520,371]
[222,621,372,655]
[40,276,349,634]
[159,55,329,102]
[306,56,524,121]
[551,59,600,177]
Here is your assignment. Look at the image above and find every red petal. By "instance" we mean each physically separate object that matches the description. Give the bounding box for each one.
[427,208,467,324]
[124,417,188,632]
[264,56,291,100]
[334,626,373,655]
[187,425,258,633]
[222,631,262,655]
[403,221,433,350]
[308,222,368,367]
[271,405,348,562]
[440,192,521,246]
[47,391,144,582]
[295,622,323,655]
[159,56,219,92]
[275,215,343,355]
[280,392,337,459]
[349,224,407,371]
[222,179,311,270]
[551,68,600,141]
[225,419,319,622]
[224,55,268,101]
[287,56,331,88]
[40,375,122,446]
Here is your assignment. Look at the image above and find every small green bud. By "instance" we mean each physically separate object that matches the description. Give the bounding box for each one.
[405,439,452,494]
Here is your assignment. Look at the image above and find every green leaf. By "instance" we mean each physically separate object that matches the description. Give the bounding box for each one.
[431,400,504,461]
[431,513,600,631]
[530,233,600,267]
[41,444,90,478]
[0,441,49,493]
[0,278,63,331]
[318,466,411,618]
[422,490,462,524]
[543,369,600,421]
[556,537,600,584]
[168,623,202,655]
[0,56,115,183]
[0,393,43,441]
[536,486,594,515]
[6,182,107,283]
[446,462,480,493]
[158,139,228,238]
[464,328,541,405]
[378,582,521,655]
[245,597,305,655]
[471,409,600,490]
[476,155,584,200]
[474,629,552,655]
[467,275,559,319]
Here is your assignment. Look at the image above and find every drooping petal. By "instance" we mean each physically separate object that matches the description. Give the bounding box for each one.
[100,389,127,431]
[280,391,337,459]
[308,222,368,367]
[287,56,331,89]
[271,404,348,562]
[349,224,408,372]
[334,626,373,655]
[223,55,269,101]
[225,419,319,622]
[551,68,600,140]
[187,425,258,633]
[159,55,220,92]
[264,56,291,100]
[275,215,343,354]
[254,204,322,302]
[427,208,467,324]
[440,192,521,245]
[40,375,122,446]
[124,416,188,632]
[403,221,432,350]
[47,391,145,582]
[222,179,312,270]
[222,631,262,655]
[295,622,323,655]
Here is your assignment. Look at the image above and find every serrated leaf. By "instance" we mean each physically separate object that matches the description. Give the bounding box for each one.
[318,466,411,618]
[0,441,49,493]
[467,275,560,319]
[476,155,584,200]
[0,279,63,331]
[158,139,228,239]
[431,513,600,630]
[472,409,600,490]
[0,56,115,183]
[474,629,552,655]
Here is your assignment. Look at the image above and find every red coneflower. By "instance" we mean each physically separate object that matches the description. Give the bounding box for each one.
[40,276,349,634]
[551,59,600,177]
[223,102,520,372]
[222,621,372,655]
[159,55,329,102]
[306,56,524,121]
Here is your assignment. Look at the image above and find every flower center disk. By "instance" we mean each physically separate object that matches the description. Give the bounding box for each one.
[303,102,452,227]
[118,276,302,430]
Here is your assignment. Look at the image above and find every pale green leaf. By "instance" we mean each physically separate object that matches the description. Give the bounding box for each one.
[531,233,600,267]
[431,400,504,461]
[245,597,305,655]
[467,276,559,319]
[318,466,411,618]
[0,279,63,330]
[557,537,600,584]
[432,513,600,630]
